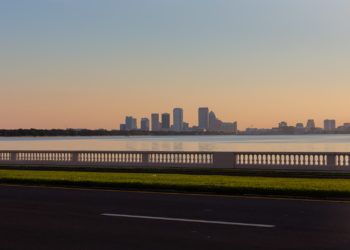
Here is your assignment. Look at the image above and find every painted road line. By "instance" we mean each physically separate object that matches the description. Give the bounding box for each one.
[101,213,275,228]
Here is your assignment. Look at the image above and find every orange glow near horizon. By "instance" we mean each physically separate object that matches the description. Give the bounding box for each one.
[2,72,350,130]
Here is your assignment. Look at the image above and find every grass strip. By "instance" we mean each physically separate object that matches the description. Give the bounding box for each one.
[2,165,350,179]
[1,169,350,198]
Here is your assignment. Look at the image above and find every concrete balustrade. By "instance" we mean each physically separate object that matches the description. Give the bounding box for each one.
[0,150,350,171]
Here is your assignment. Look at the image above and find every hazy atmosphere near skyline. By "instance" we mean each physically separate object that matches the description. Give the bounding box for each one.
[1,0,349,129]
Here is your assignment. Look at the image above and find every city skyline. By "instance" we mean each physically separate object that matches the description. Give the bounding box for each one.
[118,106,348,133]
[120,107,239,133]
[1,1,350,129]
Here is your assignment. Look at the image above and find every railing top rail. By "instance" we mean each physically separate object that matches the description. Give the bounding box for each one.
[0,150,349,154]
[233,152,350,155]
[0,150,216,154]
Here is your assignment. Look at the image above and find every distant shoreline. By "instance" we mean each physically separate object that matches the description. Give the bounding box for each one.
[1,129,350,137]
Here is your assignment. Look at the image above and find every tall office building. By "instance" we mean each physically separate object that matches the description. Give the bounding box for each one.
[125,116,136,130]
[125,116,133,130]
[132,118,137,130]
[173,108,183,131]
[208,111,217,131]
[324,119,336,131]
[198,107,209,131]
[140,118,150,131]
[161,113,170,130]
[306,119,316,130]
[233,121,238,134]
[151,113,160,131]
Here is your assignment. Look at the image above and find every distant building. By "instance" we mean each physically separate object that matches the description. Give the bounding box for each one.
[125,116,137,130]
[233,121,238,134]
[140,118,150,131]
[338,123,350,132]
[207,110,237,133]
[161,113,170,130]
[278,121,288,128]
[296,123,304,129]
[245,128,259,134]
[119,124,127,131]
[173,108,183,131]
[183,122,189,131]
[306,119,316,130]
[132,118,137,130]
[198,107,209,130]
[324,119,336,131]
[189,126,204,132]
[218,121,238,133]
[151,113,160,131]
[125,116,133,130]
[208,111,218,131]
[295,123,305,133]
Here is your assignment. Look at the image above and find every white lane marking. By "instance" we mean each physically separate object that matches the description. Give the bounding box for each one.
[101,213,275,228]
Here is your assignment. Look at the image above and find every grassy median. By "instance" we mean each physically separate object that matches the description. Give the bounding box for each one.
[1,169,350,198]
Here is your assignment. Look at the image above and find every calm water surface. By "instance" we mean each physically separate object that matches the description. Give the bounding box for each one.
[1,135,350,152]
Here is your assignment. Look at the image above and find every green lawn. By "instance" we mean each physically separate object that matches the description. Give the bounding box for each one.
[1,169,350,198]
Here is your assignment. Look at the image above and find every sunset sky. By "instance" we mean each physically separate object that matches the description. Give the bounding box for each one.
[1,0,350,130]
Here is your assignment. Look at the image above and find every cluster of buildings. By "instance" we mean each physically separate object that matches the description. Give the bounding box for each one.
[245,119,350,135]
[120,107,238,133]
[120,112,350,135]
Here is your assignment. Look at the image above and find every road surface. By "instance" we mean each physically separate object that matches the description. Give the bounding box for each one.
[0,185,349,249]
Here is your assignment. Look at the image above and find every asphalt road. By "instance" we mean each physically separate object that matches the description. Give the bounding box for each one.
[0,185,350,250]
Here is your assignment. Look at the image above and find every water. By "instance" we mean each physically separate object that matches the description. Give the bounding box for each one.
[1,135,350,152]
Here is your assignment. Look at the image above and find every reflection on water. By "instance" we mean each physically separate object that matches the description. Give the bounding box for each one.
[1,135,350,152]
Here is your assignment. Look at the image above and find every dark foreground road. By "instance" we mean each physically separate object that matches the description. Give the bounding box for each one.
[0,185,350,250]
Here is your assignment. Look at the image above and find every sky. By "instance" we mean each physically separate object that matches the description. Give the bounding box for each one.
[1,0,350,130]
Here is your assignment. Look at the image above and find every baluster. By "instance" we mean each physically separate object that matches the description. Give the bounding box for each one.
[341,155,344,166]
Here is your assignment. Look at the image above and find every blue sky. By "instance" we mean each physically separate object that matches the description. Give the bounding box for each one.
[1,0,350,129]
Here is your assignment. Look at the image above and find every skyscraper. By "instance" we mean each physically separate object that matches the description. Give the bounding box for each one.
[198,107,209,131]
[208,111,217,131]
[161,113,170,130]
[306,119,316,130]
[324,119,336,131]
[140,118,150,131]
[173,108,183,131]
[132,118,137,130]
[233,121,238,134]
[151,113,160,131]
[125,116,136,130]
